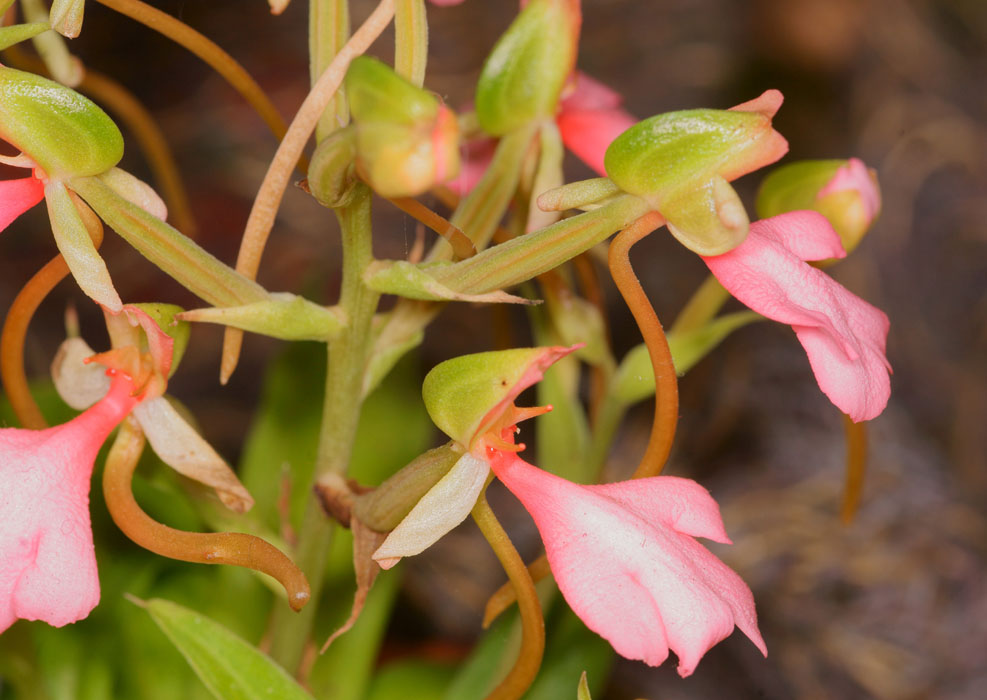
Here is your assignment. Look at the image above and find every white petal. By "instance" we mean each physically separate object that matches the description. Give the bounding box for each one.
[51,337,109,410]
[373,452,490,569]
[134,397,254,512]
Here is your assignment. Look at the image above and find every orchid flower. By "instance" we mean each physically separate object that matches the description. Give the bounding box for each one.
[0,350,148,633]
[370,346,766,675]
[702,211,891,422]
[0,65,168,312]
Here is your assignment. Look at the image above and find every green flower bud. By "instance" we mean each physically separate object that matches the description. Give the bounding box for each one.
[345,56,459,198]
[604,91,788,255]
[475,0,581,135]
[756,158,881,255]
[0,66,123,179]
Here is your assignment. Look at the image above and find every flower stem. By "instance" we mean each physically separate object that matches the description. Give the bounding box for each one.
[841,414,868,524]
[482,553,551,629]
[104,418,311,610]
[221,0,396,382]
[0,195,103,430]
[608,211,679,478]
[268,185,381,673]
[92,0,289,143]
[472,490,545,700]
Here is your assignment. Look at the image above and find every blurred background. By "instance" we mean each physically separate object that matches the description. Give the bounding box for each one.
[2,1,985,697]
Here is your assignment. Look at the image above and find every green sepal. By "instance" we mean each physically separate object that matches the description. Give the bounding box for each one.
[613,310,761,404]
[663,174,749,256]
[128,303,191,377]
[422,346,575,448]
[537,177,620,212]
[0,22,50,52]
[45,180,122,310]
[140,597,315,700]
[0,66,122,178]
[475,0,580,135]
[363,260,532,305]
[604,97,787,254]
[177,295,346,342]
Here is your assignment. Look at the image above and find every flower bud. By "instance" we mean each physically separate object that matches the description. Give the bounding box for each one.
[756,158,881,255]
[345,56,459,198]
[475,0,581,135]
[0,66,123,179]
[604,91,788,255]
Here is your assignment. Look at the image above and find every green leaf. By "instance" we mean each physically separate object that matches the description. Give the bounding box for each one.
[142,597,314,700]
[0,22,50,51]
[364,260,530,305]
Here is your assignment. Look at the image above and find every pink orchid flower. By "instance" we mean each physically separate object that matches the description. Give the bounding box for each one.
[389,345,767,675]
[445,71,635,194]
[702,210,891,422]
[0,371,140,633]
[489,451,767,677]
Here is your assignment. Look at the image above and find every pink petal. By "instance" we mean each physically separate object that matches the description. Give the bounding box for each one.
[586,476,731,544]
[0,176,45,232]
[818,157,881,223]
[703,211,891,421]
[491,453,766,676]
[0,374,139,632]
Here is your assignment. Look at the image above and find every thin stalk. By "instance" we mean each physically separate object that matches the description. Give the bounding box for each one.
[394,0,427,87]
[608,211,679,478]
[840,415,868,524]
[104,418,311,609]
[222,0,395,382]
[0,195,103,430]
[472,491,545,700]
[93,0,288,143]
[669,273,731,335]
[268,186,381,672]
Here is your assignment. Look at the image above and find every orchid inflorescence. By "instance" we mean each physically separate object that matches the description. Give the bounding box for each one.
[0,0,890,697]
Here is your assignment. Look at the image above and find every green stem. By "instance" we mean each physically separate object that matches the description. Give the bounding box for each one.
[669,273,730,335]
[585,390,627,480]
[310,0,350,141]
[267,186,381,673]
[394,0,427,87]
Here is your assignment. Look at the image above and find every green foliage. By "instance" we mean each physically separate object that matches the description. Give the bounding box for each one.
[142,598,314,700]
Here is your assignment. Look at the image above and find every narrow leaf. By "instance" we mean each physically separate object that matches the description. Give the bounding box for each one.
[143,597,315,700]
